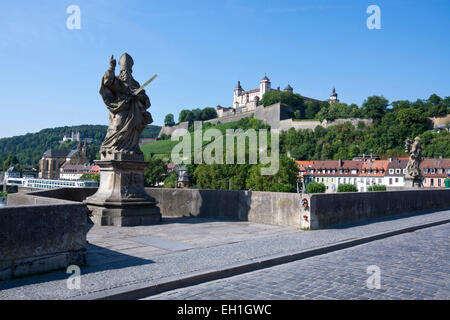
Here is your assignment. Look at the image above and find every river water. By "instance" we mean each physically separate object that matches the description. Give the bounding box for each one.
[0,197,6,206]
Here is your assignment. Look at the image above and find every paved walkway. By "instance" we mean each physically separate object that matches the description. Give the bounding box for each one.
[0,210,449,299]
[148,223,450,300]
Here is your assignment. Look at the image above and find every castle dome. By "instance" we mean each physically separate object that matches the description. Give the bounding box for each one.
[284,84,293,92]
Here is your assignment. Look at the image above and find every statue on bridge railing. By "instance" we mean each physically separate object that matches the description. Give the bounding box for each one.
[84,53,161,227]
[99,53,156,161]
[404,136,424,188]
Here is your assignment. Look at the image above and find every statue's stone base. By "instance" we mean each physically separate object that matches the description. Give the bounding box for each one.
[88,206,161,227]
[404,175,424,189]
[84,160,161,227]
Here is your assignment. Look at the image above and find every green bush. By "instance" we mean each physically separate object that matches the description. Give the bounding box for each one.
[337,184,358,192]
[306,182,326,194]
[368,185,387,192]
[163,172,178,188]
[80,173,100,182]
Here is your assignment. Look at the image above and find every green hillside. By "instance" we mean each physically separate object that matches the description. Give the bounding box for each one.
[141,139,180,159]
[141,118,269,160]
[0,124,161,169]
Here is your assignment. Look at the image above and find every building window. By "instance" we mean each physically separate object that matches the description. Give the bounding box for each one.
[389,169,394,174]
[389,178,392,185]
[424,168,429,173]
[395,178,399,183]
[431,179,434,186]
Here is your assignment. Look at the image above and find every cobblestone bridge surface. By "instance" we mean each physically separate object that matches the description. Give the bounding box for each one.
[148,223,450,300]
[1,211,448,299]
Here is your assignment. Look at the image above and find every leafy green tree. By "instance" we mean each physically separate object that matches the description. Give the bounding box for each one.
[259,90,304,109]
[80,173,100,182]
[144,157,167,186]
[179,109,194,123]
[192,108,202,121]
[201,107,218,121]
[194,164,250,190]
[304,101,321,119]
[245,156,298,193]
[2,155,20,172]
[164,114,175,127]
[391,100,411,111]
[337,184,358,192]
[306,182,326,193]
[421,130,450,158]
[428,94,442,106]
[396,107,428,137]
[163,172,178,188]
[361,96,389,120]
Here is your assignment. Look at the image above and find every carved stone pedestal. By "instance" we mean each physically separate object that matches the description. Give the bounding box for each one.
[404,175,424,189]
[84,160,161,227]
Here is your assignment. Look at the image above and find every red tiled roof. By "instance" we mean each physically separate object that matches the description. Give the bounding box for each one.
[420,158,450,169]
[360,160,388,176]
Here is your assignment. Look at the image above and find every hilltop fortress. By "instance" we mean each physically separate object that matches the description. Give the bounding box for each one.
[216,75,323,118]
[159,75,372,138]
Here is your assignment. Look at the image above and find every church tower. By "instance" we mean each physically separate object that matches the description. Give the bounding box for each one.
[329,87,339,104]
[82,140,87,157]
[259,75,271,98]
[233,81,243,108]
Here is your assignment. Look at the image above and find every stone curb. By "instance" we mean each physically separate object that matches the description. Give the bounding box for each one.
[73,217,450,300]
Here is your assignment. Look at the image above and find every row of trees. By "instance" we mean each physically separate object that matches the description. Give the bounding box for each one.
[281,94,450,160]
[316,94,449,122]
[192,155,299,193]
[164,107,218,127]
[0,124,162,169]
[260,91,449,123]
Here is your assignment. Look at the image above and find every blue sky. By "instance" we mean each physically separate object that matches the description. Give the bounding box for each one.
[0,0,449,138]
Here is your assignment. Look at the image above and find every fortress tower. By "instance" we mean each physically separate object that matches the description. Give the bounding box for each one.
[259,75,271,97]
[329,87,339,104]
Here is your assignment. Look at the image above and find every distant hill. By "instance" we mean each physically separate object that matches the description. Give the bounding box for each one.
[0,124,161,168]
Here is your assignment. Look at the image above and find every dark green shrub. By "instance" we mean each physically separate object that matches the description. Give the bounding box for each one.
[337,184,358,192]
[368,185,387,191]
[306,182,326,194]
